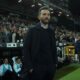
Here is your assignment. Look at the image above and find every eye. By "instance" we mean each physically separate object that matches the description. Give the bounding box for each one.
[43,13,46,15]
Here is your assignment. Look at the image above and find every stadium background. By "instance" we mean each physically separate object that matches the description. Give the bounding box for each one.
[0,0,80,80]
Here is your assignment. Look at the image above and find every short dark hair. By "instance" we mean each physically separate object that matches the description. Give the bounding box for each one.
[38,6,50,15]
[15,57,20,61]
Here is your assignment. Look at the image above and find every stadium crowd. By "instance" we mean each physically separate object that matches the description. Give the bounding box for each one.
[0,14,80,80]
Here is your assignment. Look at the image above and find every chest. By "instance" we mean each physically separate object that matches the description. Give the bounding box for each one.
[40,29,53,45]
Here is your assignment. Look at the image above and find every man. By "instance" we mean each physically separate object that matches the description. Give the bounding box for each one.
[12,57,22,77]
[0,58,13,80]
[12,56,22,80]
[21,6,57,80]
[0,58,13,76]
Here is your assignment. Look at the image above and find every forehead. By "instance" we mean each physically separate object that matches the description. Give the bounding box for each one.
[4,59,8,61]
[17,58,20,60]
[40,10,50,14]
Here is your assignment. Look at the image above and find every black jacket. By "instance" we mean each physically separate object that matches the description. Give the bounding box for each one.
[21,23,57,78]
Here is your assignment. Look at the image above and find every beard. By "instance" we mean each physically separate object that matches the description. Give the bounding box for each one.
[41,18,50,24]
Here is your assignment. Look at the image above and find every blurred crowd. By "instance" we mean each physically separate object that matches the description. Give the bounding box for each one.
[0,14,80,45]
[0,14,35,43]
[0,56,22,80]
[55,26,76,44]
[55,26,80,68]
[0,13,80,71]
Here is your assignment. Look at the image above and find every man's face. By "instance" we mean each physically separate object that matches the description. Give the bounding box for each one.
[17,59,21,64]
[4,59,8,64]
[38,10,50,24]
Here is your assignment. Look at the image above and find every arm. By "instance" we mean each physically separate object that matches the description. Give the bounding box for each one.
[0,65,3,76]
[12,57,17,64]
[13,64,21,73]
[52,31,58,64]
[9,65,13,72]
[22,29,33,72]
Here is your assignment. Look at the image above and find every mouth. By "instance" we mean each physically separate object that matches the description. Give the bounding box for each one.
[44,19,49,22]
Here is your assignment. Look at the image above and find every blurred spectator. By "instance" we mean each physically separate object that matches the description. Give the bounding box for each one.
[0,27,5,43]
[0,58,15,80]
[3,27,11,43]
[12,56,22,77]
[75,34,80,63]
[0,58,13,76]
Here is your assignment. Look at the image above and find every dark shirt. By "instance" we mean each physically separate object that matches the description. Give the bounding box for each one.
[37,27,54,65]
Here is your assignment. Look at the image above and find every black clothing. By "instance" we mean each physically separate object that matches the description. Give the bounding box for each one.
[21,23,57,80]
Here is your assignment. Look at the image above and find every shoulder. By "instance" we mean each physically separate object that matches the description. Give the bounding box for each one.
[9,64,12,66]
[0,64,4,69]
[28,23,41,33]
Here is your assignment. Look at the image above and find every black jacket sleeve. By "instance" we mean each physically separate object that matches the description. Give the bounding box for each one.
[22,29,33,72]
[52,31,58,65]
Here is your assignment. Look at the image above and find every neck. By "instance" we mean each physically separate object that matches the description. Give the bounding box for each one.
[40,21,48,29]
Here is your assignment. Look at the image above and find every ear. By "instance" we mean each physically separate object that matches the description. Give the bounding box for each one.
[37,15,40,20]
